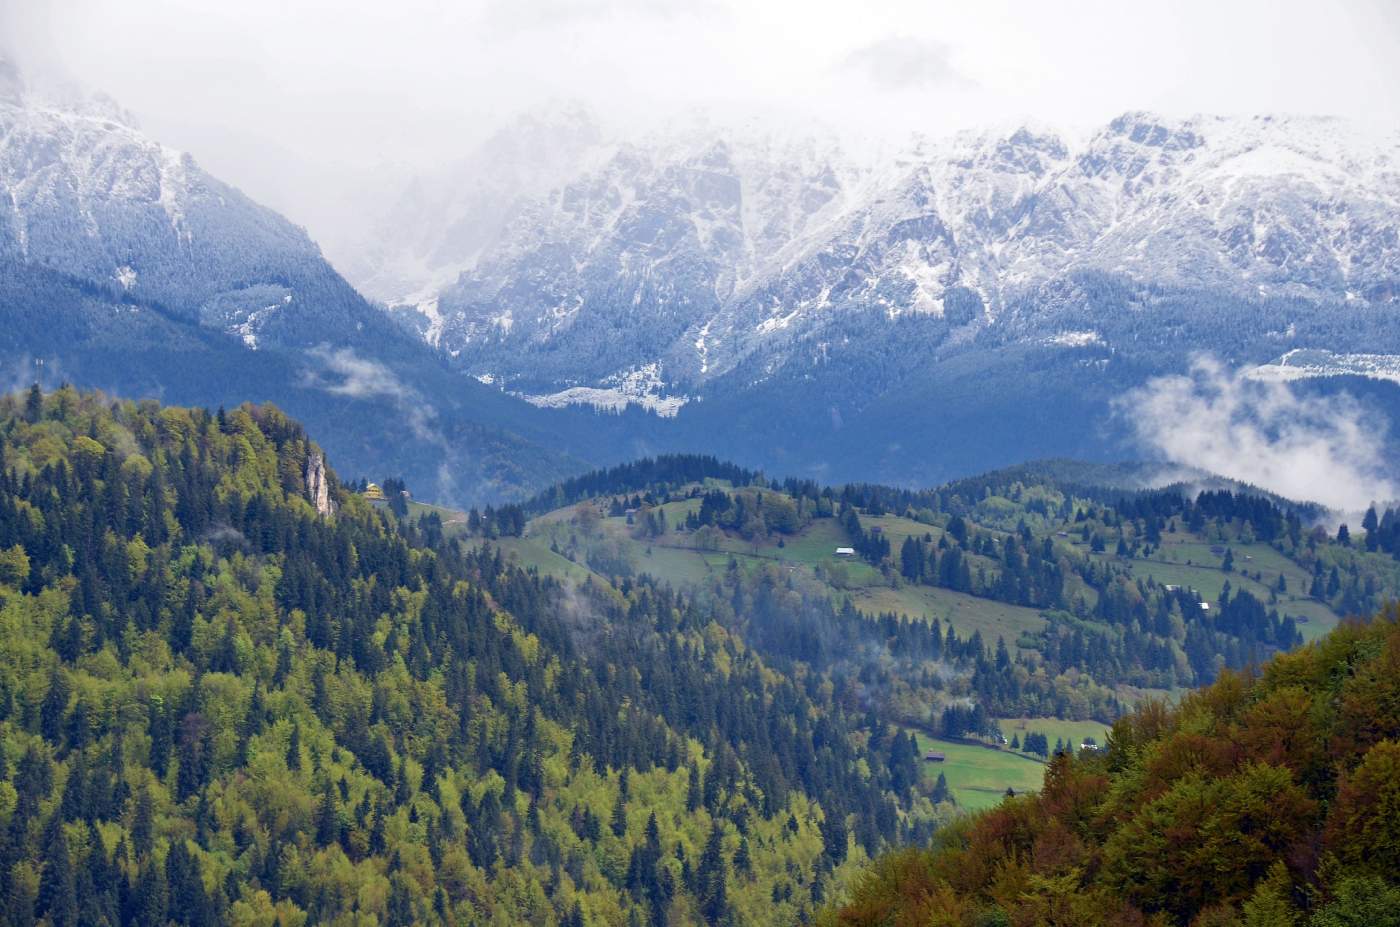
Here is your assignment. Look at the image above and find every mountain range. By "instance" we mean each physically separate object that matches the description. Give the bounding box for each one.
[339,104,1400,490]
[0,58,666,503]
[3,55,1399,501]
[359,107,1400,393]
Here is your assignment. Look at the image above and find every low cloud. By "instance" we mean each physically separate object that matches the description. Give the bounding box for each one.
[840,36,964,90]
[303,346,462,500]
[307,345,414,402]
[199,524,248,548]
[1119,356,1397,514]
[304,345,441,444]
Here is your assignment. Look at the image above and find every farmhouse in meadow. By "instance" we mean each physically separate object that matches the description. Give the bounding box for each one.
[835,547,856,557]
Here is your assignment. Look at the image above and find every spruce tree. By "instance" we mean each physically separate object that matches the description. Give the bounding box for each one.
[686,765,702,813]
[24,384,42,424]
[610,789,628,837]
[316,782,340,847]
[37,815,77,927]
[698,821,728,925]
[286,723,302,771]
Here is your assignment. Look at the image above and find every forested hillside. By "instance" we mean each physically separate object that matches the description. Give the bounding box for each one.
[822,608,1400,926]
[453,454,1399,736]
[0,388,965,926]
[2,388,1395,926]
[0,259,604,504]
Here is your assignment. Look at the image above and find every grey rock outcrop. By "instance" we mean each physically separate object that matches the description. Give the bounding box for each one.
[304,451,336,517]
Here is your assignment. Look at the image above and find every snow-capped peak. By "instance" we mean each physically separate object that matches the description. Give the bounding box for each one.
[340,109,1399,414]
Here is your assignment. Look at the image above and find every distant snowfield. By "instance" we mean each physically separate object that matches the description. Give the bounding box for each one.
[1044,330,1105,348]
[519,363,689,417]
[1245,348,1400,385]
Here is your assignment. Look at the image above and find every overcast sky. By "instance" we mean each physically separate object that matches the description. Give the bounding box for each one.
[4,0,1399,238]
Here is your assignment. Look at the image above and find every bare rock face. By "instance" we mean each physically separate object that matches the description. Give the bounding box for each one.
[304,451,336,517]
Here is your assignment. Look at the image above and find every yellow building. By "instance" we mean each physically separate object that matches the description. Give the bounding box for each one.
[363,482,385,501]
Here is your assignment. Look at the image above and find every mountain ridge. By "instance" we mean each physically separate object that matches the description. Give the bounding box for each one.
[0,63,664,503]
[362,108,1400,406]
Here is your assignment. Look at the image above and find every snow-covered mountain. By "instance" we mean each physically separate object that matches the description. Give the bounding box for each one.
[363,109,1400,410]
[0,60,635,502]
[5,55,1398,494]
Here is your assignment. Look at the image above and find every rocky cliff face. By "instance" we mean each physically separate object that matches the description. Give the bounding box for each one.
[304,450,336,517]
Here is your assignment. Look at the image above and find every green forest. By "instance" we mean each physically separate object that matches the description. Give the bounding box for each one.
[0,387,1395,927]
[0,388,958,926]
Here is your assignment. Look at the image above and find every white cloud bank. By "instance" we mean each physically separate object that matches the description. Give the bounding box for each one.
[1119,356,1397,513]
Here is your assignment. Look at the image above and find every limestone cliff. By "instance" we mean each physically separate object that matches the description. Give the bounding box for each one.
[304,450,336,517]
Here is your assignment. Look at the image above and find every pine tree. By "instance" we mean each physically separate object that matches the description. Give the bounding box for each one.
[286,723,302,771]
[37,815,78,927]
[386,874,415,926]
[610,788,628,837]
[134,858,169,927]
[734,837,753,877]
[698,821,728,925]
[165,840,212,927]
[39,668,69,744]
[931,772,950,804]
[131,785,155,859]
[316,781,340,847]
[686,765,702,813]
[24,384,42,424]
[821,806,848,865]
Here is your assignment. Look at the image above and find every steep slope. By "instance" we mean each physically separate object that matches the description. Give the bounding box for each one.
[330,102,606,310]
[0,61,641,502]
[421,121,861,395]
[0,389,964,925]
[0,62,367,351]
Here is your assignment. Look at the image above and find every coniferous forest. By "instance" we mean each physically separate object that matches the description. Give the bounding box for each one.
[0,388,946,925]
[0,387,1396,927]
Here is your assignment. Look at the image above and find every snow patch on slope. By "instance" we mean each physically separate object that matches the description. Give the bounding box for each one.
[519,363,689,417]
[1245,348,1400,385]
[1045,330,1105,348]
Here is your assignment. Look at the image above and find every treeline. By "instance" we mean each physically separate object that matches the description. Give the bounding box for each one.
[524,455,758,514]
[1360,503,1400,558]
[1114,487,1306,546]
[559,472,1317,722]
[684,488,814,537]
